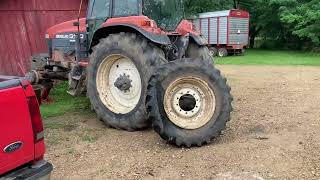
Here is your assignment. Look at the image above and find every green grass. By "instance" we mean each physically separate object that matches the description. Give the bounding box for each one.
[215,49,320,66]
[40,83,92,119]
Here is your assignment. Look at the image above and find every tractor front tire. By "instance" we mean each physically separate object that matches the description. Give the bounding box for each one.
[87,33,165,131]
[147,58,233,147]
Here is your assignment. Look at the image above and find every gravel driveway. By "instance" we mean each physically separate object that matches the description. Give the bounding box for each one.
[45,65,320,180]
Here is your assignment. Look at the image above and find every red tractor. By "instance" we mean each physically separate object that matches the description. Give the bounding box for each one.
[28,0,233,147]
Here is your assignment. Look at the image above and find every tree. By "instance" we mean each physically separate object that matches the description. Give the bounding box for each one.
[280,0,320,46]
[184,0,233,16]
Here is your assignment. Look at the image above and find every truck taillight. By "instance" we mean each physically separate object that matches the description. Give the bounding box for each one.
[27,96,44,143]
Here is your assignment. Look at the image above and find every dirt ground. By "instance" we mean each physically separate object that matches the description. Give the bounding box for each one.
[45,65,320,180]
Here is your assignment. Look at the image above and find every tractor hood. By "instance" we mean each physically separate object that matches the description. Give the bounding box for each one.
[46,18,87,39]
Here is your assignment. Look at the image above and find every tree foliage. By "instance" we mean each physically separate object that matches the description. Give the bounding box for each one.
[280,0,320,45]
[184,0,233,16]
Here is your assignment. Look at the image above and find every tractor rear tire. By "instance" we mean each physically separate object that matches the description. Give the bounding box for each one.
[147,58,233,147]
[87,33,165,131]
[185,43,214,65]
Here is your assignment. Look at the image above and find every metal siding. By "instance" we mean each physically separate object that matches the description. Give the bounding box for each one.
[0,0,88,76]
[209,18,218,44]
[199,10,230,18]
[229,17,249,45]
[219,17,228,45]
[193,19,200,32]
[200,19,209,42]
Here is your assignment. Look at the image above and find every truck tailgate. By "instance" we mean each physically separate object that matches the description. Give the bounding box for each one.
[0,81,35,175]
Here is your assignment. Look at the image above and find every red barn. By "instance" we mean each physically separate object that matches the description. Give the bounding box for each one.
[0,0,88,76]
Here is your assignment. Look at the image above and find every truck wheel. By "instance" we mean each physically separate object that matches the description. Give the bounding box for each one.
[209,47,218,57]
[147,58,233,147]
[186,43,214,65]
[87,33,165,131]
[218,48,228,57]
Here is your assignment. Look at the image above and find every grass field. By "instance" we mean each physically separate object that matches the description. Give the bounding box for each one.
[40,83,92,119]
[216,49,320,66]
[40,49,319,118]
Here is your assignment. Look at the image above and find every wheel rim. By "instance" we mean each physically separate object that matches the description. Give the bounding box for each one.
[164,77,216,129]
[209,49,214,56]
[219,50,224,57]
[209,48,216,57]
[96,54,142,114]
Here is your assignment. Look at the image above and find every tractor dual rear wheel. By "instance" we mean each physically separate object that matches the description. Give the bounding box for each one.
[147,58,233,147]
[87,33,165,131]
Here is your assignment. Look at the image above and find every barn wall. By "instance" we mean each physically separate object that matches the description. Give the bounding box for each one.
[0,0,88,76]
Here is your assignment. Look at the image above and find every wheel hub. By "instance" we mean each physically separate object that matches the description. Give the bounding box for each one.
[173,88,201,118]
[164,77,216,129]
[114,73,132,93]
[96,54,142,114]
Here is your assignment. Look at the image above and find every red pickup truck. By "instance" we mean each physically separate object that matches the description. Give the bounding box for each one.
[0,76,52,179]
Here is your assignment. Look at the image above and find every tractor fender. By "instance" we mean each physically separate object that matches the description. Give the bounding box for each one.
[189,33,208,46]
[90,24,171,49]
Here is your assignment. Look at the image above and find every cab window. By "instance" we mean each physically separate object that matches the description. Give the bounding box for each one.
[91,0,111,18]
[113,0,139,17]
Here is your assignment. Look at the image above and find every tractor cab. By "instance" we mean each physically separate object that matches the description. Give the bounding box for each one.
[87,0,184,32]
[86,0,185,46]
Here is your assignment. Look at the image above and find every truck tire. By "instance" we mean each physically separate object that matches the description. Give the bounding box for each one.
[186,43,214,65]
[147,58,233,147]
[218,48,228,57]
[87,33,165,131]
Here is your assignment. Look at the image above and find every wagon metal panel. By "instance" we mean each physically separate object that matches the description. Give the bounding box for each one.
[218,17,228,45]
[199,10,230,18]
[229,17,249,45]
[0,0,88,76]
[200,19,209,43]
[193,19,200,31]
[191,9,249,48]
[209,18,218,44]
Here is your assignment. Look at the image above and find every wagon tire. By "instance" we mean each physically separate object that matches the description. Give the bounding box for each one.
[209,47,218,57]
[87,33,165,131]
[186,43,214,65]
[147,58,233,147]
[218,48,228,57]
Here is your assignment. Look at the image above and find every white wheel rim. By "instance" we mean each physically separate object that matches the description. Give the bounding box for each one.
[164,77,216,129]
[209,48,216,56]
[219,50,224,57]
[96,54,142,114]
[209,49,214,56]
